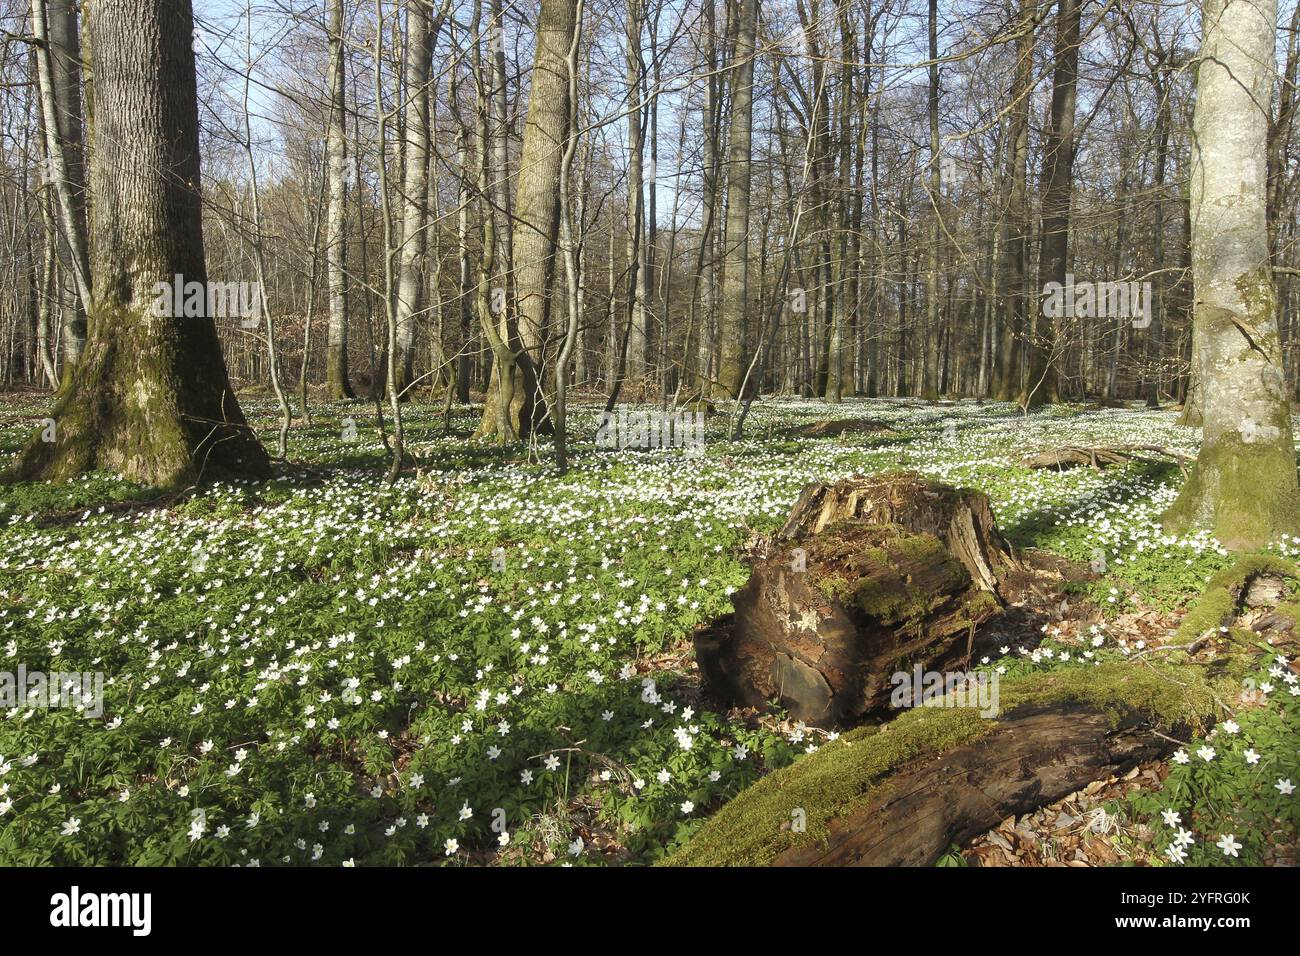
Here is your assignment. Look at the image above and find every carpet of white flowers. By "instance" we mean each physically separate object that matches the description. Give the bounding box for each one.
[0,394,1296,865]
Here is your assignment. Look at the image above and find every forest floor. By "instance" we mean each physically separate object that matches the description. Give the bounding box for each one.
[0,391,1295,866]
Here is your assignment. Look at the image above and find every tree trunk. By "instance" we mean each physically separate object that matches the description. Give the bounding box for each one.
[5,0,268,487]
[476,0,572,439]
[1023,0,1079,409]
[1163,0,1300,549]
[392,0,436,395]
[991,0,1037,402]
[32,0,90,393]
[715,0,757,399]
[324,0,354,399]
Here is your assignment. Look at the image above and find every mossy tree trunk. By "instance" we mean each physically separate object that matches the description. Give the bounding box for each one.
[5,0,268,487]
[1164,0,1300,549]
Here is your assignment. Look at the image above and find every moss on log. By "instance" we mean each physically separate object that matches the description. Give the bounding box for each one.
[666,663,1218,867]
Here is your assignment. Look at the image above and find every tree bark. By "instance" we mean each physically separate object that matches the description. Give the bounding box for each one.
[5,0,268,487]
[1164,0,1300,549]
[324,0,354,399]
[1023,0,1079,409]
[715,0,757,399]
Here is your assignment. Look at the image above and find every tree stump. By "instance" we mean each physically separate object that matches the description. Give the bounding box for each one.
[696,472,1019,727]
[777,471,1020,593]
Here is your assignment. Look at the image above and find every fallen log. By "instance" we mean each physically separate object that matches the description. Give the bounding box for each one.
[789,418,895,439]
[695,473,1017,727]
[772,702,1169,866]
[1018,444,1192,471]
[667,663,1218,867]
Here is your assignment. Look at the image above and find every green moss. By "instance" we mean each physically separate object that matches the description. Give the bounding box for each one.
[1174,555,1297,641]
[810,527,967,625]
[664,662,1218,867]
[1164,430,1300,551]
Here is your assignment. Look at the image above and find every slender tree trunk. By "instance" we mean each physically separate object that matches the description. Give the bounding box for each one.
[325,0,354,399]
[921,0,941,400]
[992,0,1037,402]
[393,0,436,395]
[716,0,757,399]
[1023,0,1079,408]
[32,0,90,393]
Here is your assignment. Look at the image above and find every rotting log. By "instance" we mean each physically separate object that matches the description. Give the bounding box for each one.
[789,418,895,439]
[1018,445,1192,472]
[667,663,1218,867]
[772,702,1171,866]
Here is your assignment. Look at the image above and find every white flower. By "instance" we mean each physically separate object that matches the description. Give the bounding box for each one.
[1275,778,1295,795]
[61,816,81,836]
[1243,748,1260,765]
[1215,833,1242,858]
[680,801,694,815]
[1160,809,1181,827]
[1196,746,1216,762]
[1165,843,1187,864]
[444,838,459,856]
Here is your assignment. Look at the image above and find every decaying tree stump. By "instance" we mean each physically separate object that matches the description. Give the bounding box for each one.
[695,472,1020,727]
[777,471,1020,593]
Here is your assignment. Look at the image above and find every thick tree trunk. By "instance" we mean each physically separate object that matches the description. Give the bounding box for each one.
[6,0,268,487]
[1164,0,1300,549]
